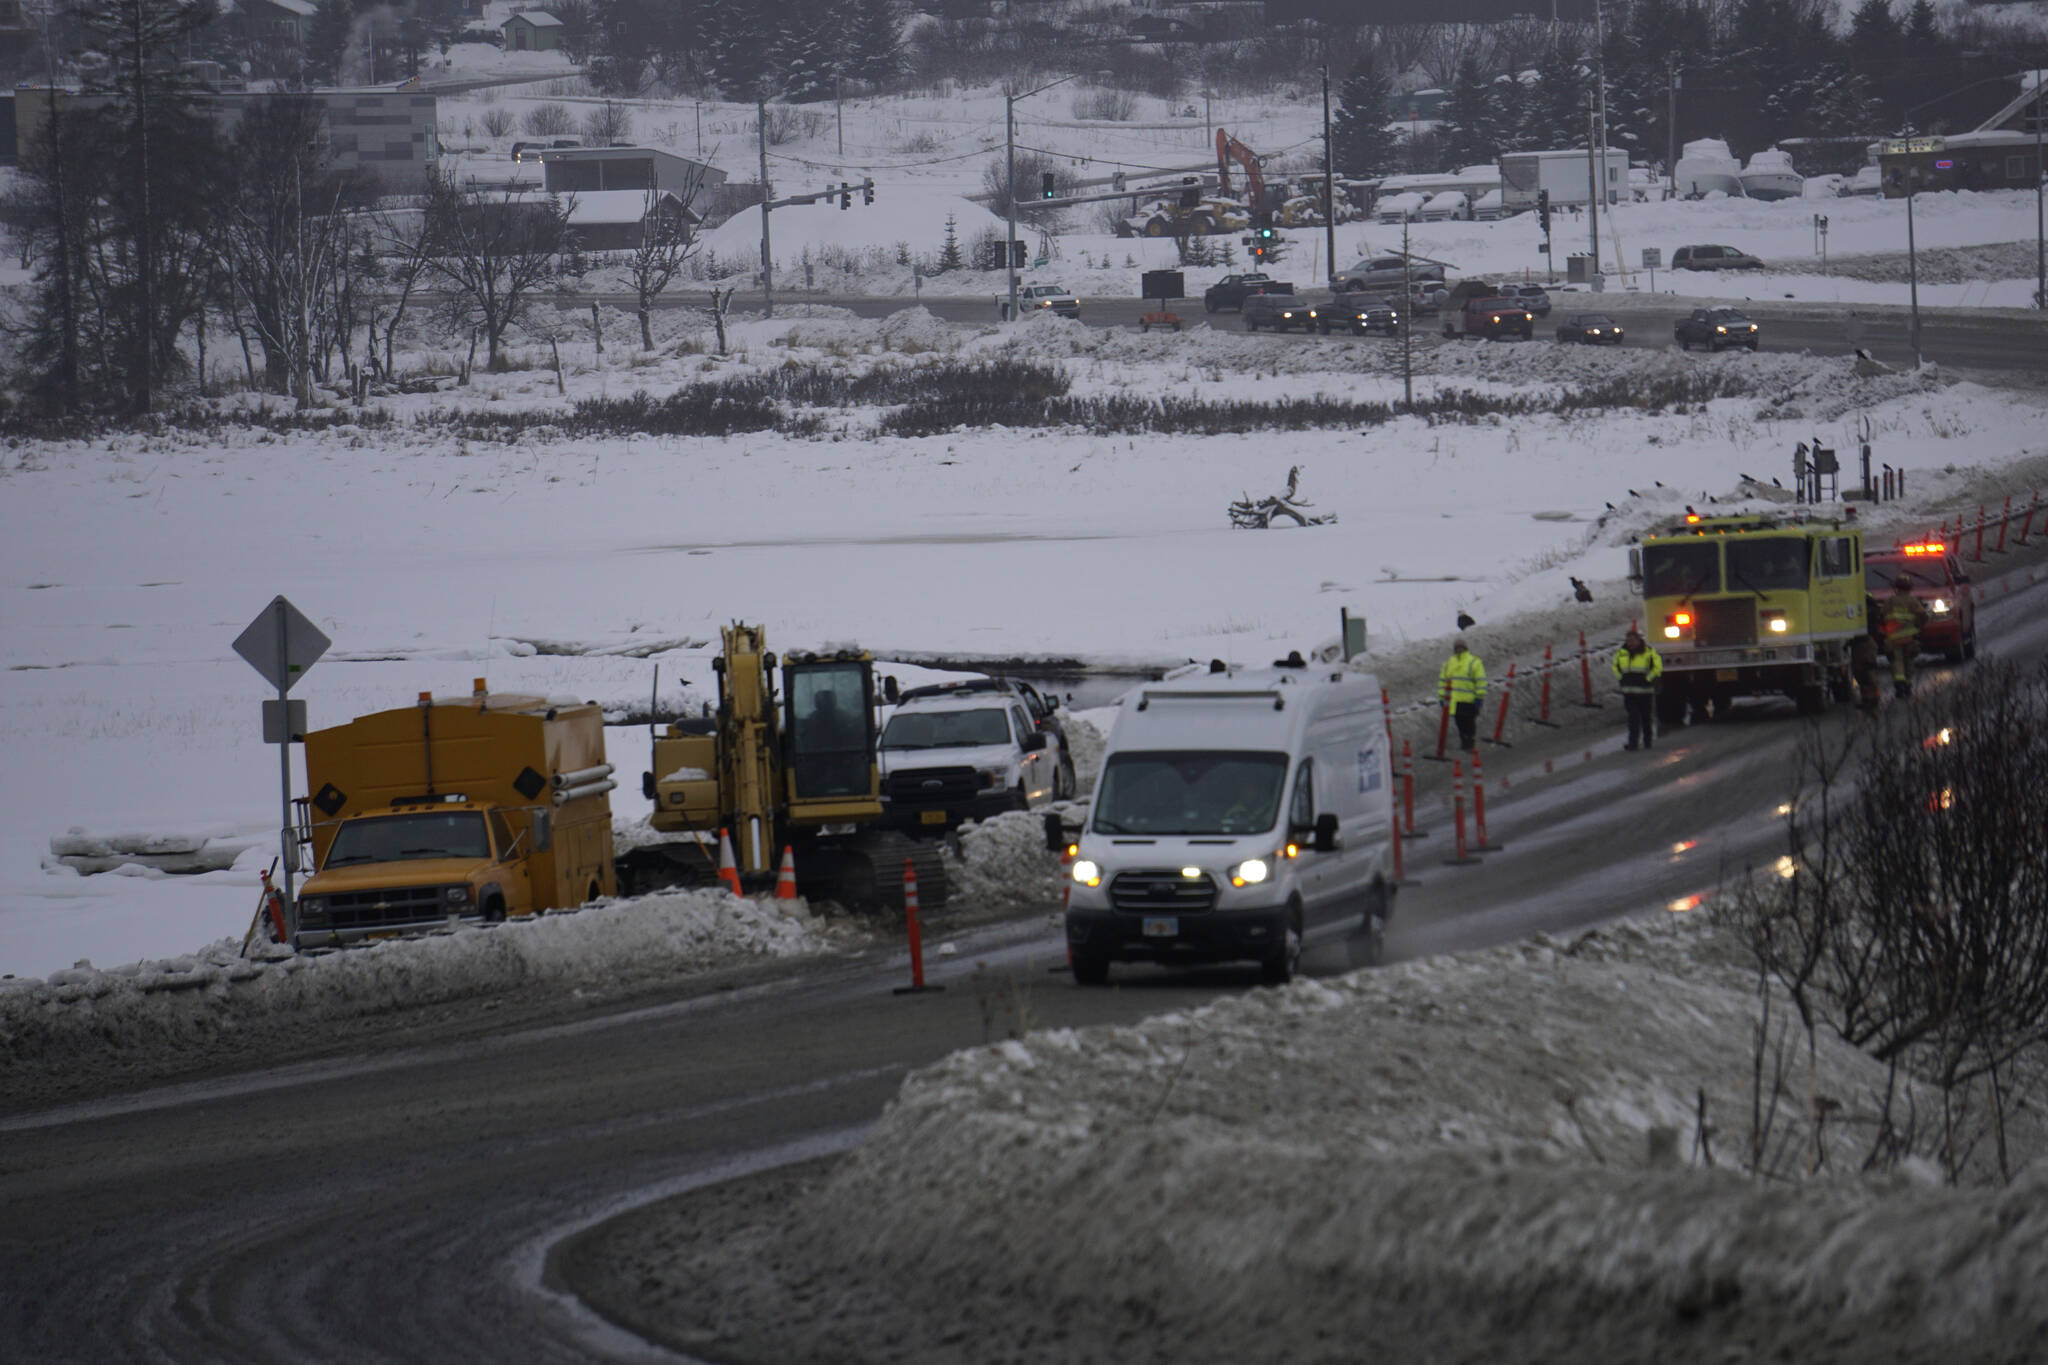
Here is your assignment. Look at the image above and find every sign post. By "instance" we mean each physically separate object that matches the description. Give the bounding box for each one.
[233,597,330,909]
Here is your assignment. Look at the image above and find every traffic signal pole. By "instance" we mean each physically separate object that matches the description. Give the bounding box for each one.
[1322,64,1336,287]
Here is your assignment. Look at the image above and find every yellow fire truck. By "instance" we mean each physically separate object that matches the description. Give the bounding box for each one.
[1632,511,1866,728]
[292,681,617,946]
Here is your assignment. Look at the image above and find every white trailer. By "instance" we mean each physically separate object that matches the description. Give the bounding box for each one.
[1499,149,1629,213]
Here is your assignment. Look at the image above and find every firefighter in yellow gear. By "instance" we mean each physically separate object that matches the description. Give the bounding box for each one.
[1882,576,1930,698]
[1438,637,1487,752]
[1611,628,1664,750]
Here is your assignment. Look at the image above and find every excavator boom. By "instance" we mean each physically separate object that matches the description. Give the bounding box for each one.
[1216,129,1266,223]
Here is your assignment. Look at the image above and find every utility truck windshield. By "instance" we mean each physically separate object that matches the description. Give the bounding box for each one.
[324,812,491,867]
[1091,751,1289,836]
[880,708,1010,750]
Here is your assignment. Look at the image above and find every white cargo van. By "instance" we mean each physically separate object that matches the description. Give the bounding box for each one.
[1055,659,1395,986]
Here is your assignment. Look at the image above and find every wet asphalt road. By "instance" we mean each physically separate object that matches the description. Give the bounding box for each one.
[5,572,2048,1363]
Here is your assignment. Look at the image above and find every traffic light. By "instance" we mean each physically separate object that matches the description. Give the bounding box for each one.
[839,182,851,210]
[1012,239,1028,268]
[1041,171,1056,200]
[1536,188,1550,237]
[1252,245,1266,262]
[862,177,874,205]
[1257,225,1277,245]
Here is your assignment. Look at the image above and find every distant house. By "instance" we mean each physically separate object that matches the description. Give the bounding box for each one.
[502,11,563,52]
[1874,71,2046,197]
[239,0,316,46]
[565,189,701,252]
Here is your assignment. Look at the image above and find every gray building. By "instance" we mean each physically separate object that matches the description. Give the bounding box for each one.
[13,84,439,195]
[540,145,749,224]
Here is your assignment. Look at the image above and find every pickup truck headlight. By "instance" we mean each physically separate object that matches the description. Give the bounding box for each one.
[1716,325,1728,333]
[443,885,471,906]
[977,768,1004,789]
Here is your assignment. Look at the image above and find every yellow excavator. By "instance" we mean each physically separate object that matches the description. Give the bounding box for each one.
[622,623,946,912]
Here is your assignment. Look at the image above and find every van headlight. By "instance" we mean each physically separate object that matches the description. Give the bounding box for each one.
[1071,859,1102,887]
[1229,857,1269,888]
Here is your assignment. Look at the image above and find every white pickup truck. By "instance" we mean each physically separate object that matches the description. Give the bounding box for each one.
[996,283,1081,320]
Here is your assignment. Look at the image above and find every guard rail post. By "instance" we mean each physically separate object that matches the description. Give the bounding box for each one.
[1486,662,1516,747]
[1442,761,1480,866]
[1471,751,1501,852]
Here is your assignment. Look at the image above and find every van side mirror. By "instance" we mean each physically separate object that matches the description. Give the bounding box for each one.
[1313,812,1339,853]
[1044,812,1066,852]
[1021,731,1049,753]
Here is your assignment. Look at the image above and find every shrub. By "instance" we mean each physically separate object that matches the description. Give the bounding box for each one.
[522,103,574,137]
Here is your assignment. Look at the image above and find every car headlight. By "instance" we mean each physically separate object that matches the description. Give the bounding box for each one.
[1071,858,1102,887]
[1716,325,1727,333]
[1229,857,1269,888]
[444,885,471,906]
[1930,598,1951,614]
[1749,324,1758,332]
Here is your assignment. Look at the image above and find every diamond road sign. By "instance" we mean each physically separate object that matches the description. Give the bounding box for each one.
[233,596,330,694]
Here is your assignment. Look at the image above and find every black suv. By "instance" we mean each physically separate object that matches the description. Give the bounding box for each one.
[1242,292,1320,333]
[1317,292,1401,335]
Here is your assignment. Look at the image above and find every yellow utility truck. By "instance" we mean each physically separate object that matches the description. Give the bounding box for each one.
[630,623,945,912]
[1632,511,1866,728]
[292,680,617,947]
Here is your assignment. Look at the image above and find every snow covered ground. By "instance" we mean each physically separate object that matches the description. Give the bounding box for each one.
[3,309,2044,987]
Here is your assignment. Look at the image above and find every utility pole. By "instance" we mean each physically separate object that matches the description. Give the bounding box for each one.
[758,93,773,319]
[1594,0,1610,210]
[1400,217,1414,409]
[1667,62,1679,200]
[1322,64,1336,288]
[1006,90,1018,320]
[1908,179,1922,363]
[1587,101,1601,282]
[836,73,844,158]
[2035,74,2044,311]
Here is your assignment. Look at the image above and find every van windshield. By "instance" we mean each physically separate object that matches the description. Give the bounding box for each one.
[880,707,1010,750]
[1092,751,1289,836]
[324,812,491,867]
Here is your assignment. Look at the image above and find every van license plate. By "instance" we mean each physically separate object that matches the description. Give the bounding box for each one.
[1715,669,1738,681]
[1142,917,1177,938]
[920,810,947,826]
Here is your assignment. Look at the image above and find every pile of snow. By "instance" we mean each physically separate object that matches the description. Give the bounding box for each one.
[697,188,1009,272]
[943,809,1070,913]
[0,889,834,1079]
[775,912,2048,1356]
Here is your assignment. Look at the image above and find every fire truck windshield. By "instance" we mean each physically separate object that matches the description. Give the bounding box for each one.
[1642,541,1720,598]
[1726,537,1811,592]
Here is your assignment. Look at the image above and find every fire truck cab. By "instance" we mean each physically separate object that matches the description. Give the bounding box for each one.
[1632,511,1865,727]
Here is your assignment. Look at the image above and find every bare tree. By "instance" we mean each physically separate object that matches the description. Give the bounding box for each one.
[626,170,706,350]
[421,170,572,371]
[370,206,434,380]
[582,99,633,146]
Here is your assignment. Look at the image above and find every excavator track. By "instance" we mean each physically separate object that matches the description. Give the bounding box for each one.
[796,831,949,917]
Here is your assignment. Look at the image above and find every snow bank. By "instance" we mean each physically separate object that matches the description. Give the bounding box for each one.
[0,889,833,1079]
[784,913,2048,1356]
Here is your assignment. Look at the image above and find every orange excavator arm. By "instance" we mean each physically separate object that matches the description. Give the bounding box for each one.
[1216,129,1265,221]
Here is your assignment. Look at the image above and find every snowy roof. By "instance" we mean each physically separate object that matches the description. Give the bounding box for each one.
[1975,73,2048,135]
[245,0,317,15]
[505,10,563,26]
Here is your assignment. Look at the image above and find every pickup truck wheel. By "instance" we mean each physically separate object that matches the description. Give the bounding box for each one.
[1071,953,1110,986]
[1244,317,1258,331]
[1012,781,1031,812]
[1055,756,1077,800]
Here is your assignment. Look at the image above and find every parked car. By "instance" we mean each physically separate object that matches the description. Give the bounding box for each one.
[1672,244,1765,271]
[1864,543,1977,663]
[1317,292,1401,336]
[1674,306,1760,351]
[1444,296,1534,340]
[1554,312,1626,345]
[1242,292,1321,333]
[877,681,1074,833]
[1500,282,1552,316]
[1332,254,1447,293]
[1204,273,1290,312]
[996,283,1081,320]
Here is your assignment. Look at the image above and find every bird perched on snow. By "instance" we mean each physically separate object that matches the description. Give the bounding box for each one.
[1604,501,1616,511]
[1627,488,1641,498]
[1855,347,1872,361]
[1571,577,1594,604]
[1456,611,1476,631]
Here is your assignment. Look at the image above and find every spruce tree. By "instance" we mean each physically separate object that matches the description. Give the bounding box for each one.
[307,0,354,87]
[1331,58,1398,178]
[937,213,962,273]
[850,0,900,87]
[1438,53,1494,170]
[1533,44,1588,150]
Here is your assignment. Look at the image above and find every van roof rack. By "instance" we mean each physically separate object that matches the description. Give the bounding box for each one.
[1136,689,1283,712]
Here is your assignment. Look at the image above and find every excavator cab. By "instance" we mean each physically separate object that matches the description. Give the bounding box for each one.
[783,655,880,809]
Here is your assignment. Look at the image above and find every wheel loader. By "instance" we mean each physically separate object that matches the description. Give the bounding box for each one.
[621,624,947,913]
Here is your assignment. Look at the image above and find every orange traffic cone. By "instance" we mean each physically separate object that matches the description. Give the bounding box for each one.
[774,845,800,900]
[716,827,744,898]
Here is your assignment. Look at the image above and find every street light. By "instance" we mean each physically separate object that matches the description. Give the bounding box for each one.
[1006,74,1077,322]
